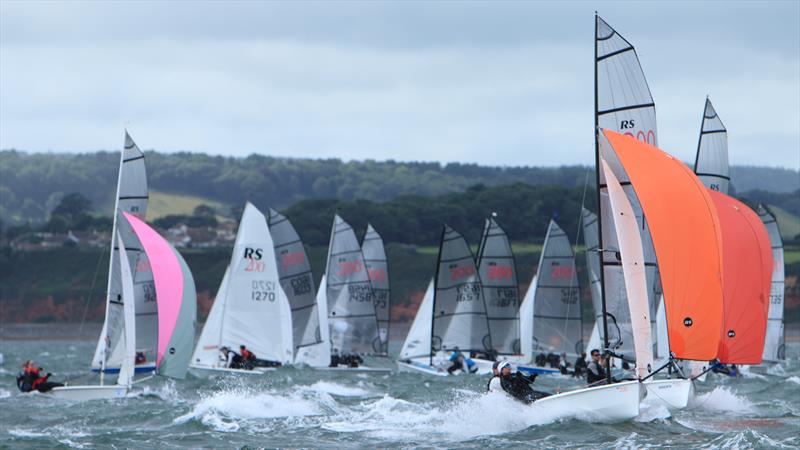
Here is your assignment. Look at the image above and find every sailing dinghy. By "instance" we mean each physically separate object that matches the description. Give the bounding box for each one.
[50,212,197,400]
[517,219,583,375]
[362,224,391,355]
[191,203,293,375]
[309,215,390,372]
[398,225,494,376]
[759,205,786,363]
[91,132,157,374]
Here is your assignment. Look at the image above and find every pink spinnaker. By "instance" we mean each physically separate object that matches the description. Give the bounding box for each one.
[123,212,183,367]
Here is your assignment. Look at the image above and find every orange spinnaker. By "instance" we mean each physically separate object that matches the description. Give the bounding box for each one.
[709,190,772,364]
[602,129,723,360]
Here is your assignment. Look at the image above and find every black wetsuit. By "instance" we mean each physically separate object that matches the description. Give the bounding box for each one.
[573,358,587,378]
[586,361,606,384]
[500,372,549,404]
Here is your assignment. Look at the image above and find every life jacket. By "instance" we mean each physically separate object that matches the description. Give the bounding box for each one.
[241,349,254,360]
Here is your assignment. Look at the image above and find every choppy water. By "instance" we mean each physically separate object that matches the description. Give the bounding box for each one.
[1,337,798,449]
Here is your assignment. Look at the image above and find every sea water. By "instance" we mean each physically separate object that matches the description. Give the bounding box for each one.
[1,335,798,448]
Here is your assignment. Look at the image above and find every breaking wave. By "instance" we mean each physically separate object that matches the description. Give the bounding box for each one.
[692,386,755,414]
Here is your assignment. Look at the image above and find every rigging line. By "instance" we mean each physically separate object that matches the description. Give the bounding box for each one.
[79,245,107,336]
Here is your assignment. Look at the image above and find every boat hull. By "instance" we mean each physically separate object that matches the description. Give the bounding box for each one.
[189,365,276,377]
[643,378,692,410]
[91,363,156,374]
[314,365,392,373]
[396,357,494,376]
[46,385,129,401]
[533,380,642,422]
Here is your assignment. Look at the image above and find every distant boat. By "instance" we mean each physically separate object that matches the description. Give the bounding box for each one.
[517,219,583,375]
[758,205,786,363]
[397,225,494,376]
[307,215,389,372]
[267,208,323,360]
[191,203,293,375]
[693,98,730,194]
[49,211,197,400]
[91,132,158,375]
[475,217,521,360]
[362,224,391,355]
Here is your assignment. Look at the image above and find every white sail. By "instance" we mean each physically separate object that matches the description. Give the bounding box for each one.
[362,224,391,354]
[116,232,136,386]
[759,205,786,362]
[595,16,660,365]
[694,98,729,194]
[655,294,669,361]
[194,203,293,366]
[601,159,653,378]
[190,267,230,368]
[518,275,536,363]
[400,280,434,360]
[529,220,583,359]
[294,274,331,366]
[93,132,157,372]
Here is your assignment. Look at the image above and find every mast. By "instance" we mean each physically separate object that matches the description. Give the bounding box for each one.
[594,12,613,384]
[430,225,446,366]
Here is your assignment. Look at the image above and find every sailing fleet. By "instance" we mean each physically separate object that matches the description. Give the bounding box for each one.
[35,14,788,424]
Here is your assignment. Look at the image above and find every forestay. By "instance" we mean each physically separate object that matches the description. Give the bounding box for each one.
[399,280,434,360]
[192,203,293,368]
[530,220,583,359]
[326,215,381,355]
[362,224,391,355]
[694,98,729,194]
[123,212,197,379]
[595,15,660,363]
[268,208,321,354]
[432,225,491,356]
[476,218,520,356]
[758,205,786,362]
[93,132,157,372]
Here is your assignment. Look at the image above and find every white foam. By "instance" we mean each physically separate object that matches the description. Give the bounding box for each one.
[636,402,672,422]
[768,364,787,376]
[323,391,563,442]
[8,428,48,438]
[785,376,800,385]
[0,388,11,399]
[175,387,330,432]
[305,381,370,397]
[691,386,755,414]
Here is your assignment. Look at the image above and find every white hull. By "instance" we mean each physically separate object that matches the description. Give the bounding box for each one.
[46,385,129,401]
[397,360,449,376]
[533,380,642,422]
[643,378,693,410]
[396,357,494,376]
[189,365,275,377]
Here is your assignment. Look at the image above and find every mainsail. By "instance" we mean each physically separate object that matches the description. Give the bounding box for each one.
[529,220,583,358]
[268,208,321,354]
[758,205,786,361]
[431,225,491,357]
[92,132,157,372]
[599,129,723,361]
[123,212,197,379]
[694,98,730,194]
[362,224,391,355]
[595,15,660,364]
[191,203,294,367]
[475,217,520,356]
[326,215,381,355]
[709,191,772,364]
[399,280,434,360]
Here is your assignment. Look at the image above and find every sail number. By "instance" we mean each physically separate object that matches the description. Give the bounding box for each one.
[289,275,312,296]
[456,283,481,302]
[559,287,579,305]
[770,294,783,305]
[373,290,389,309]
[489,288,517,308]
[142,282,156,303]
[251,280,276,301]
[347,284,373,302]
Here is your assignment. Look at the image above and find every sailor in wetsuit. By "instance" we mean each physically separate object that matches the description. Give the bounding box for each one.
[487,361,502,392]
[573,352,588,378]
[16,360,63,393]
[497,361,549,404]
[586,349,606,384]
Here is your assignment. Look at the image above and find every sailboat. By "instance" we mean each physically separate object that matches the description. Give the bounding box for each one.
[398,225,494,376]
[759,205,786,363]
[191,203,293,375]
[308,215,390,372]
[91,132,158,374]
[50,212,197,400]
[362,224,391,355]
[517,219,583,375]
[476,217,522,361]
[267,208,323,361]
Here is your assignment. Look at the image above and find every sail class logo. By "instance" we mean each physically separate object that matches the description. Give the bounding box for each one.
[488,265,512,281]
[338,260,363,276]
[280,251,305,267]
[367,267,387,281]
[550,262,574,280]
[449,265,474,281]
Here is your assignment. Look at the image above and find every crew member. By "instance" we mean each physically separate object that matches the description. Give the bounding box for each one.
[498,361,548,404]
[573,352,588,378]
[487,361,502,392]
[586,349,606,384]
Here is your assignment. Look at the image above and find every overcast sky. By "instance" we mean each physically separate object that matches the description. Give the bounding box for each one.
[1,1,798,169]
